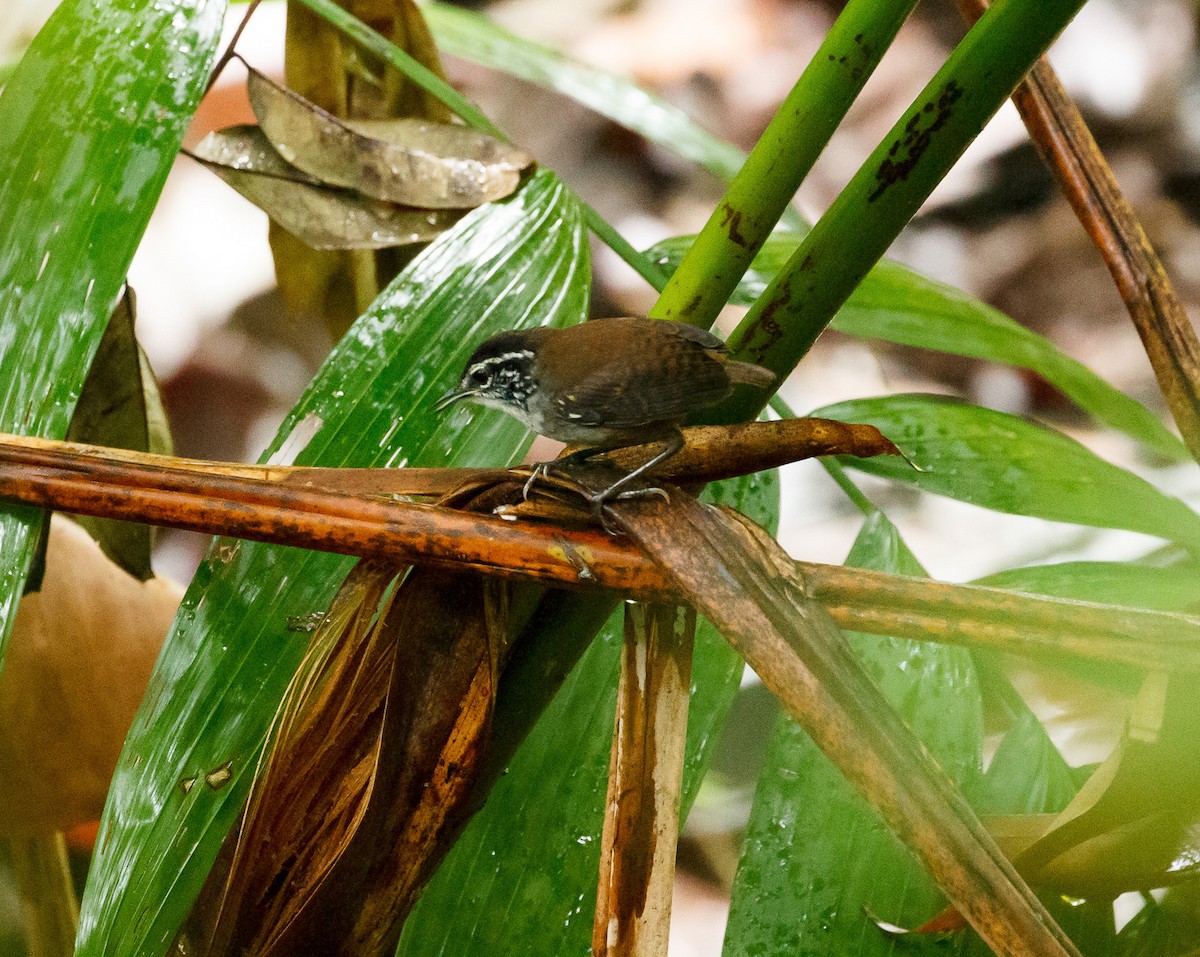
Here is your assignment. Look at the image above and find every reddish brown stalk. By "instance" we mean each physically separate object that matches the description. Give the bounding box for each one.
[0,437,1199,669]
[957,0,1200,460]
[593,603,694,957]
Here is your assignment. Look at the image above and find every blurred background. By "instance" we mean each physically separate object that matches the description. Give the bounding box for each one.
[3,0,1200,951]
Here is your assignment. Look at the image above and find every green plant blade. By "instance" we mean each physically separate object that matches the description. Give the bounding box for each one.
[650,234,1185,461]
[723,510,982,956]
[423,1,745,182]
[976,559,1200,613]
[75,169,589,957]
[974,711,1081,818]
[0,0,225,663]
[816,394,1200,549]
[398,470,778,957]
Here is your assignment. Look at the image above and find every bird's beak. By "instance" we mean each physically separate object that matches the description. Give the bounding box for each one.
[435,386,476,412]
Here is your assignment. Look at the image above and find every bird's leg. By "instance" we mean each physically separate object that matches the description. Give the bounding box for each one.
[589,429,684,520]
[521,445,609,500]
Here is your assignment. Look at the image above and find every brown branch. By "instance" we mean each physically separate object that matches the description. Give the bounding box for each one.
[0,437,1198,671]
[593,603,693,957]
[0,418,895,496]
[957,0,1200,461]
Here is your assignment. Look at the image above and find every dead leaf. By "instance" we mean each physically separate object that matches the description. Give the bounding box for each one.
[247,65,532,209]
[0,516,180,836]
[65,287,170,580]
[191,125,461,249]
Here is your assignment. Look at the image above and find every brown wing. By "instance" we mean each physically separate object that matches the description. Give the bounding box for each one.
[543,317,732,430]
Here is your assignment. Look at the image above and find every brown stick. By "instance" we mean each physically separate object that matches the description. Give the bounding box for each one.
[611,495,1082,957]
[0,438,1198,670]
[956,0,1200,461]
[593,604,694,957]
[0,417,896,496]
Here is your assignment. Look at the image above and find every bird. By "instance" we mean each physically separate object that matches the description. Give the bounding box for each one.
[435,316,776,522]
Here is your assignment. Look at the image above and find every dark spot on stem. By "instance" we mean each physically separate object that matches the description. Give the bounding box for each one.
[869,80,964,202]
[719,202,749,248]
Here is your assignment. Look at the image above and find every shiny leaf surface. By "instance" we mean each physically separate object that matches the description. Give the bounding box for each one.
[75,169,589,957]
[723,511,983,956]
[398,470,778,957]
[816,395,1200,548]
[649,234,1183,461]
[975,559,1200,613]
[0,0,224,662]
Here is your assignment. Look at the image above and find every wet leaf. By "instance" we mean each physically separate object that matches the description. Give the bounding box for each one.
[247,65,532,209]
[975,710,1081,818]
[0,0,224,665]
[65,288,169,580]
[650,234,1184,461]
[975,558,1200,614]
[816,394,1200,548]
[724,511,984,957]
[75,169,589,957]
[192,125,461,249]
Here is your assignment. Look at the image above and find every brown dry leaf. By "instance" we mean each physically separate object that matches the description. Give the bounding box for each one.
[247,65,532,209]
[180,479,529,957]
[191,125,461,250]
[0,516,180,836]
[181,558,403,957]
[270,0,466,329]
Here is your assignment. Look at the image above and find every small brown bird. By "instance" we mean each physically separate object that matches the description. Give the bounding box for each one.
[436,316,776,515]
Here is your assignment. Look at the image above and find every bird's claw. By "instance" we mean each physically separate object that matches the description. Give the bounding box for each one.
[522,462,554,501]
[588,485,670,534]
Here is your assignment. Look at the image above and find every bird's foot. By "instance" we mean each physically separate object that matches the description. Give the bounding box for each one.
[588,485,671,534]
[521,447,605,501]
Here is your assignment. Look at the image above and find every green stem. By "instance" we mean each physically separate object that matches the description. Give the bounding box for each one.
[288,0,661,289]
[290,0,500,136]
[722,0,1087,415]
[582,201,670,291]
[651,0,917,329]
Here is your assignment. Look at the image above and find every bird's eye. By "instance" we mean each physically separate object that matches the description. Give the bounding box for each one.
[469,368,490,387]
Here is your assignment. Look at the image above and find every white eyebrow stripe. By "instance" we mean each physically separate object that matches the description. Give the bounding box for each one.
[479,350,535,367]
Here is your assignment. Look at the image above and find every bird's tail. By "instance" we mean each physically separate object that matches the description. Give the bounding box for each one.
[726,359,777,388]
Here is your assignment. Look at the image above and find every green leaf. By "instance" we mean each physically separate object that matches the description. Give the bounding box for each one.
[398,470,779,957]
[974,711,1080,817]
[76,169,589,957]
[424,1,746,182]
[723,511,982,956]
[975,559,1200,613]
[0,0,225,662]
[649,234,1184,461]
[816,394,1200,548]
